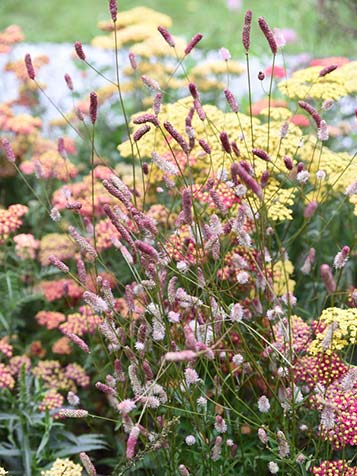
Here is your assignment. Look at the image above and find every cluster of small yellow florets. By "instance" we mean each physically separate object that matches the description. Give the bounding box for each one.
[41,458,82,476]
[309,307,357,355]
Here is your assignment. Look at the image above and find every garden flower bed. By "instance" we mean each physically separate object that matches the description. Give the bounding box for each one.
[0,3,356,475]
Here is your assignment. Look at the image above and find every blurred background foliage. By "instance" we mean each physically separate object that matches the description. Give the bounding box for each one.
[1,0,357,57]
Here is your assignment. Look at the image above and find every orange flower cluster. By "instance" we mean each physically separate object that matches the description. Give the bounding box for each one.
[37,279,83,302]
[14,233,40,260]
[0,337,13,358]
[38,389,64,412]
[0,204,28,244]
[0,25,24,54]
[20,150,78,181]
[0,363,15,390]
[32,360,88,392]
[52,336,72,355]
[36,311,66,330]
[59,308,102,336]
[52,167,116,217]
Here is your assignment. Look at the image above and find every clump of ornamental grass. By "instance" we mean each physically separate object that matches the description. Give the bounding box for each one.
[0,1,357,475]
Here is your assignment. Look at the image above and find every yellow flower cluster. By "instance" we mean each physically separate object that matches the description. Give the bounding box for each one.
[263,180,296,222]
[0,467,7,476]
[279,62,357,100]
[309,307,357,355]
[190,60,244,92]
[41,458,82,476]
[131,35,186,58]
[297,136,357,211]
[272,259,295,296]
[92,7,172,51]
[38,233,76,266]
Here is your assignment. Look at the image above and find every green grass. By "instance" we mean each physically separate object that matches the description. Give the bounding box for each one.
[1,0,356,57]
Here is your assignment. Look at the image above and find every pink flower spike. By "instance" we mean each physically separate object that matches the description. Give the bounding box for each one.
[24,53,35,80]
[126,425,140,459]
[80,452,97,476]
[333,246,350,269]
[0,138,16,163]
[109,0,117,22]
[158,25,175,47]
[89,92,98,124]
[63,332,90,353]
[48,255,69,274]
[258,17,277,55]
[219,47,231,61]
[219,131,232,154]
[198,138,211,154]
[133,124,151,142]
[252,148,270,162]
[64,73,74,91]
[319,64,338,77]
[224,89,239,113]
[128,52,137,70]
[242,10,252,51]
[164,350,197,362]
[74,41,86,61]
[304,201,318,218]
[320,264,336,294]
[298,100,322,128]
[185,33,203,55]
[153,92,162,115]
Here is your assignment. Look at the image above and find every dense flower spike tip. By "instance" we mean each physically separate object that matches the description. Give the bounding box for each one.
[231,162,263,200]
[185,33,203,55]
[252,148,271,162]
[317,120,329,141]
[199,138,211,154]
[64,73,74,91]
[224,88,239,113]
[48,255,69,274]
[188,82,199,100]
[164,350,197,361]
[298,100,322,127]
[80,452,97,476]
[0,138,16,163]
[333,245,350,269]
[126,425,140,459]
[182,188,193,224]
[163,121,189,154]
[89,92,98,124]
[320,264,336,294]
[135,240,160,262]
[141,75,160,91]
[319,64,338,77]
[133,113,159,127]
[242,10,252,51]
[24,53,35,79]
[109,0,117,22]
[128,52,137,70]
[57,408,88,418]
[157,25,175,47]
[219,131,232,154]
[74,41,86,60]
[133,124,151,142]
[258,17,277,55]
[153,92,162,115]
